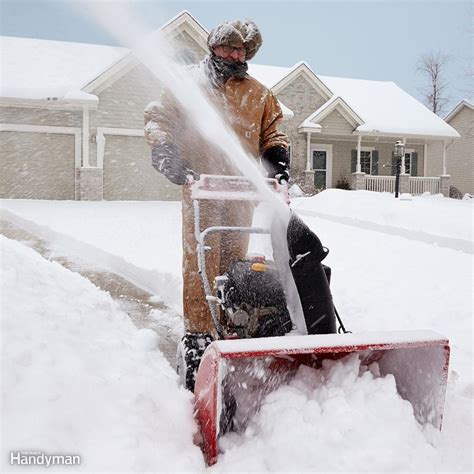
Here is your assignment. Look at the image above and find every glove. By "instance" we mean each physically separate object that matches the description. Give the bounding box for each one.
[262,146,290,183]
[151,143,192,185]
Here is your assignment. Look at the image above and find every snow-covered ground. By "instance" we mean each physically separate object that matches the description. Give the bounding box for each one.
[1,190,472,472]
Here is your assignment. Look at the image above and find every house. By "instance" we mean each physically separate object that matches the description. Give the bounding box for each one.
[443,100,473,195]
[0,11,460,201]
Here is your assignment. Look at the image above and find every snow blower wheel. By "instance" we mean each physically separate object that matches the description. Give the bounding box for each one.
[176,333,213,392]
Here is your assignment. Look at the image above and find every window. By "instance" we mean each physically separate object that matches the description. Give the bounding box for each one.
[312,150,327,189]
[360,150,372,174]
[404,151,412,174]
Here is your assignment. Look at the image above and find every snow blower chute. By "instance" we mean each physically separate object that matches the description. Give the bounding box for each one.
[182,175,450,466]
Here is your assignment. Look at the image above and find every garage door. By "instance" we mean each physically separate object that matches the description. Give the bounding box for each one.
[0,131,75,200]
[103,135,181,200]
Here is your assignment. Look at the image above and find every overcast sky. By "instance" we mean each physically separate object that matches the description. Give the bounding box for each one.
[1,0,471,114]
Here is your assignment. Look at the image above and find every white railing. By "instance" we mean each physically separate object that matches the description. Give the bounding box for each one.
[365,176,396,193]
[409,177,440,195]
[364,175,441,195]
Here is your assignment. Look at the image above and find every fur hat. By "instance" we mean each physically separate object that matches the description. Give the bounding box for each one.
[207,20,262,61]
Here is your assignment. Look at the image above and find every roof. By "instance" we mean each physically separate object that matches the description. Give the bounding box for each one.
[249,63,460,139]
[444,99,474,123]
[0,10,462,139]
[0,36,128,102]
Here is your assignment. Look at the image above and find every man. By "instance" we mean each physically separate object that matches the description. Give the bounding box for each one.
[144,19,290,390]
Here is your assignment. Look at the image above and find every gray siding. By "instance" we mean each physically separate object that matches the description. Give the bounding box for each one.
[0,131,75,199]
[0,106,82,127]
[92,64,163,131]
[446,106,474,194]
[319,110,355,135]
[103,136,181,200]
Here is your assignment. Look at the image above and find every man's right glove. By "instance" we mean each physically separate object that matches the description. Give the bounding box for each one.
[151,142,192,185]
[262,146,290,184]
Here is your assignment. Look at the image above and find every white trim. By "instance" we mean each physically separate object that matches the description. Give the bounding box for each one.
[0,123,82,168]
[83,54,139,95]
[300,96,364,131]
[0,97,98,111]
[83,11,208,95]
[306,132,312,171]
[444,99,474,123]
[442,140,447,175]
[356,135,362,173]
[82,109,90,168]
[272,63,333,100]
[310,144,333,188]
[353,129,459,140]
[423,143,428,176]
[96,127,145,169]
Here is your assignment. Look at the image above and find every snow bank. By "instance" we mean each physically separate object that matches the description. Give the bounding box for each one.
[1,236,203,472]
[292,189,473,250]
[0,200,183,312]
[1,192,472,471]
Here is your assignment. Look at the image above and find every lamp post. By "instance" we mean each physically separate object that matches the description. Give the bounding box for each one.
[394,140,405,198]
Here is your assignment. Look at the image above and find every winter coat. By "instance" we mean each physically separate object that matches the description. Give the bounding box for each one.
[144,64,288,175]
[144,62,288,335]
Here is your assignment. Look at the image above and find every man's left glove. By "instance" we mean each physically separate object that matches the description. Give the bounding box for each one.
[151,142,193,185]
[262,146,290,184]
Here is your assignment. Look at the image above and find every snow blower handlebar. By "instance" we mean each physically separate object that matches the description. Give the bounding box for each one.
[190,174,288,339]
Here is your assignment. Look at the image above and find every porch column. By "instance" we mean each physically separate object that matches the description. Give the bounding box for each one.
[442,140,447,175]
[356,135,362,172]
[423,143,428,176]
[401,137,407,174]
[306,132,312,171]
[82,108,90,168]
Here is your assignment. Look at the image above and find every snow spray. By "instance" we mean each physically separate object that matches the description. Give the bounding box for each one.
[74,2,306,334]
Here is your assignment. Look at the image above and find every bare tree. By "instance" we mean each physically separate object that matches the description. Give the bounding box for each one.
[417,51,450,116]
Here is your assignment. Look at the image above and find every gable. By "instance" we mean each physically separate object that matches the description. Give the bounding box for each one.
[273,65,332,102]
[277,75,327,119]
[319,108,357,135]
[94,63,163,130]
[84,11,208,96]
[447,104,474,138]
[171,30,208,64]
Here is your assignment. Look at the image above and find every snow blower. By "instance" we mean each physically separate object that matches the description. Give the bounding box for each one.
[179,174,450,466]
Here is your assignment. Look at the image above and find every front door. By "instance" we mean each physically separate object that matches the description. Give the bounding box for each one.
[312,146,332,189]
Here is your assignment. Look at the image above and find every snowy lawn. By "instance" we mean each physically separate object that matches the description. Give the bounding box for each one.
[1,190,472,472]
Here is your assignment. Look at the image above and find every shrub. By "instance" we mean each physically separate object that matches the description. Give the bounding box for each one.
[335,177,351,190]
[449,185,463,199]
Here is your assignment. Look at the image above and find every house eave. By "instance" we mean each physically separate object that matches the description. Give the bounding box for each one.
[353,129,461,140]
[0,96,99,111]
[298,126,322,134]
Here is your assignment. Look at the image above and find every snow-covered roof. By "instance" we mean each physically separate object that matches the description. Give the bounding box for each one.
[249,63,460,139]
[0,36,128,102]
[444,99,474,123]
[320,75,460,138]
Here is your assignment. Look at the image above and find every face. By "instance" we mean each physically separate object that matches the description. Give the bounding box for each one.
[213,45,246,62]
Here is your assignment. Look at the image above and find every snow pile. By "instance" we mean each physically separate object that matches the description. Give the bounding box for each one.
[0,200,183,312]
[292,189,473,246]
[1,236,203,472]
[217,354,438,472]
[1,192,472,471]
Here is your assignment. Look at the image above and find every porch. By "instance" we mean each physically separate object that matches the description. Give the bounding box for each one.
[298,132,452,197]
[356,174,450,196]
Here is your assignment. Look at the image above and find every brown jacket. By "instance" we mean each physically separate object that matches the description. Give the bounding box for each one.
[144,71,288,174]
[144,67,288,335]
